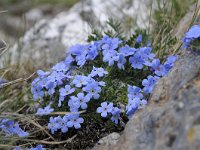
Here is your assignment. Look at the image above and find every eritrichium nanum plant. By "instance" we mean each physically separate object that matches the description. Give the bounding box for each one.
[30,34,177,135]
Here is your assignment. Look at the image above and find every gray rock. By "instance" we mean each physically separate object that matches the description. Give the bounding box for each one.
[0,0,156,69]
[25,8,43,22]
[92,132,120,150]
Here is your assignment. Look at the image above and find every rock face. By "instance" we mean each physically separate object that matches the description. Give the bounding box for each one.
[0,0,155,68]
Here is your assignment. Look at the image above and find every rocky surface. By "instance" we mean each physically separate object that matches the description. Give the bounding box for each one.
[0,0,156,69]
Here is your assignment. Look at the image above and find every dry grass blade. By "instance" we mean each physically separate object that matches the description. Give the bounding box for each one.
[1,112,56,141]
[1,110,86,142]
[0,72,35,88]
[2,110,86,117]
[0,40,9,57]
[0,10,8,14]
[49,110,86,115]
[26,134,77,145]
[29,119,56,142]
[0,99,13,109]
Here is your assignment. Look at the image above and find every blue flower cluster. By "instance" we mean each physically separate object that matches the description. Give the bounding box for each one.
[14,145,43,150]
[125,54,177,118]
[33,69,106,134]
[36,105,54,116]
[48,114,84,134]
[31,35,177,136]
[31,59,107,134]
[0,118,29,137]
[182,25,200,48]
[97,102,121,124]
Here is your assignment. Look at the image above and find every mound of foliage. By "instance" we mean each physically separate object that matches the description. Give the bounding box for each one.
[1,21,186,149]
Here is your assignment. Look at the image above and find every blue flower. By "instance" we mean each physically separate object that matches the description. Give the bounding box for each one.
[69,44,86,56]
[59,85,75,106]
[13,123,29,137]
[119,45,135,56]
[29,145,43,150]
[69,93,90,110]
[82,81,101,99]
[90,67,108,77]
[87,42,100,60]
[14,145,44,150]
[128,85,143,99]
[31,78,45,100]
[150,59,160,70]
[48,116,60,134]
[136,34,142,43]
[129,53,144,69]
[71,75,88,88]
[140,47,155,66]
[138,99,147,109]
[52,61,69,72]
[101,37,122,53]
[59,116,69,133]
[0,78,7,88]
[68,96,80,112]
[103,50,118,66]
[47,71,66,86]
[97,102,113,117]
[75,53,87,66]
[150,59,167,77]
[37,70,50,77]
[36,105,54,116]
[117,54,126,70]
[59,85,75,97]
[142,75,159,94]
[164,55,177,72]
[185,25,200,39]
[65,54,74,65]
[67,114,84,129]
[69,44,88,66]
[126,98,140,118]
[13,147,23,150]
[111,107,121,124]
[76,93,90,109]
[0,119,29,137]
[182,25,200,48]
[46,81,56,95]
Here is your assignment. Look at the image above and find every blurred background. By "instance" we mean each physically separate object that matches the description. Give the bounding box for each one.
[0,0,79,45]
[0,0,196,77]
[0,0,196,81]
